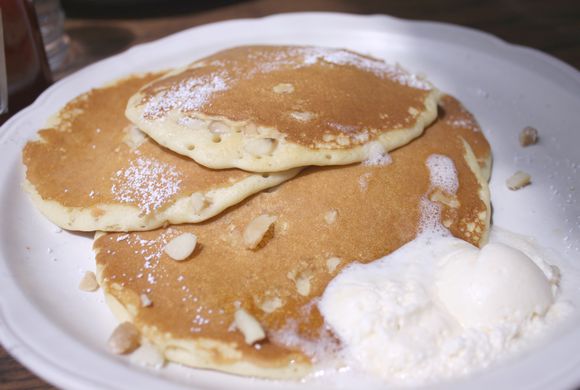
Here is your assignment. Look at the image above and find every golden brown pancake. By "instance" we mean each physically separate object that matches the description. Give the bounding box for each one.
[94,95,491,378]
[126,45,440,172]
[22,74,299,232]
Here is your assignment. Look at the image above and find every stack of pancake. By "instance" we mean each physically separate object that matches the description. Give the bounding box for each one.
[22,46,491,379]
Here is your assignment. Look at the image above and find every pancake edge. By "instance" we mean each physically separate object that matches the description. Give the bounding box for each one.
[22,168,301,232]
[94,260,313,380]
[126,87,440,173]
[461,137,492,246]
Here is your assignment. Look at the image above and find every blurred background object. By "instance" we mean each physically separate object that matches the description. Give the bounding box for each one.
[60,0,247,18]
[0,0,576,124]
[0,0,52,125]
[0,10,8,115]
[34,0,69,73]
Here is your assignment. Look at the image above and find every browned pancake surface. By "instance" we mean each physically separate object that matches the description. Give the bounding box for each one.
[23,74,250,214]
[439,94,491,172]
[139,46,434,147]
[95,96,490,372]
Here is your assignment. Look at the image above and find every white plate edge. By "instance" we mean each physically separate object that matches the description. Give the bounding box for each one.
[0,11,579,390]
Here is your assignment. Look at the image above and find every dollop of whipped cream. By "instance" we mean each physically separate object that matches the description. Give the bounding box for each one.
[318,233,562,385]
[437,242,556,328]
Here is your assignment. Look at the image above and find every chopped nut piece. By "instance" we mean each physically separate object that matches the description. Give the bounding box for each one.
[336,135,350,146]
[140,293,152,307]
[234,308,266,345]
[178,117,205,129]
[164,233,197,261]
[519,126,539,147]
[353,132,369,143]
[243,122,258,135]
[259,297,283,313]
[287,270,312,296]
[324,209,338,225]
[244,138,276,156]
[209,121,231,134]
[122,125,147,150]
[408,107,419,116]
[290,111,315,122]
[189,192,206,213]
[295,275,311,296]
[272,83,294,94]
[129,342,165,369]
[506,171,532,190]
[326,257,341,273]
[243,214,277,249]
[279,221,289,232]
[322,133,335,142]
[108,322,140,354]
[429,189,460,208]
[79,271,99,292]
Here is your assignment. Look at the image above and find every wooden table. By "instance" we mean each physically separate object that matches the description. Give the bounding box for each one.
[1,0,578,388]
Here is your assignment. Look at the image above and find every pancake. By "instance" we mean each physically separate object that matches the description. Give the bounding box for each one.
[125,45,440,172]
[22,74,300,232]
[439,94,492,182]
[94,95,491,378]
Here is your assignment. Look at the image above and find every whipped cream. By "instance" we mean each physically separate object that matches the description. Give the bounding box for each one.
[436,241,556,329]
[313,152,571,386]
[318,231,564,385]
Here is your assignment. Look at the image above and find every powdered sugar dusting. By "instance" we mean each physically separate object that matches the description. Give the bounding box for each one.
[141,46,432,119]
[448,117,479,132]
[327,122,359,134]
[445,105,480,132]
[363,142,392,166]
[109,230,179,290]
[299,47,432,90]
[143,73,229,118]
[111,157,182,214]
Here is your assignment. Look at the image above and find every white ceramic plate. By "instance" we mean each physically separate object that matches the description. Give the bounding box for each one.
[0,12,579,390]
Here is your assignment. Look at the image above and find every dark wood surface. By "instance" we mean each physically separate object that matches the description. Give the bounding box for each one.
[1,0,579,388]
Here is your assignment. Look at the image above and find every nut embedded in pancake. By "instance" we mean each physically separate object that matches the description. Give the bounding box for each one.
[22,73,300,232]
[108,322,140,355]
[164,232,198,261]
[243,214,277,249]
[235,308,267,345]
[125,45,441,172]
[94,94,493,379]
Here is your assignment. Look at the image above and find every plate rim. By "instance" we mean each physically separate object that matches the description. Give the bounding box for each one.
[1,11,579,390]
